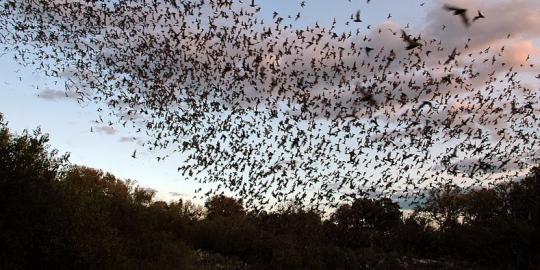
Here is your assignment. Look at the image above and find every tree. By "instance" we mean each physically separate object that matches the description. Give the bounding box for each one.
[460,188,502,226]
[0,113,70,269]
[420,184,466,231]
[204,195,245,219]
[327,197,402,249]
[0,115,200,269]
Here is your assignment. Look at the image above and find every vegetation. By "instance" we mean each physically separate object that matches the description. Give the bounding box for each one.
[1,114,539,269]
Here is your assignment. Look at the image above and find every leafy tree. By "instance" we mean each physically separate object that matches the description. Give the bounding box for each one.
[0,115,200,269]
[420,184,466,231]
[204,195,245,219]
[326,197,402,249]
[0,114,69,269]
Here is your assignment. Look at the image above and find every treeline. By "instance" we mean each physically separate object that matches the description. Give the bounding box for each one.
[1,115,539,270]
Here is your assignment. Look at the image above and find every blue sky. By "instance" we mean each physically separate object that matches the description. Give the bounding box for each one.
[1,0,539,203]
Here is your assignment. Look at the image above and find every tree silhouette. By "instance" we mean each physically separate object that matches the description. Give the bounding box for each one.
[205,195,245,219]
[327,197,401,249]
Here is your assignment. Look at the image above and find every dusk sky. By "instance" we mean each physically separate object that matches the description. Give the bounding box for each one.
[1,0,539,203]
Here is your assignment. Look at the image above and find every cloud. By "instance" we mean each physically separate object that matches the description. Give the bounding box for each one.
[93,125,117,135]
[169,192,188,197]
[119,136,138,142]
[423,0,540,56]
[36,88,77,101]
[119,136,145,145]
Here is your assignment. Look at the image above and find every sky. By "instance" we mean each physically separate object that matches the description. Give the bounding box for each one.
[0,0,539,203]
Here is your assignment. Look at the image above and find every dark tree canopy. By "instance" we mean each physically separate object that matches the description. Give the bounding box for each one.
[205,195,245,219]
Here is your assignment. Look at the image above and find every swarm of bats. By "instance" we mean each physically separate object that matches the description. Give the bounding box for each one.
[0,0,538,209]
